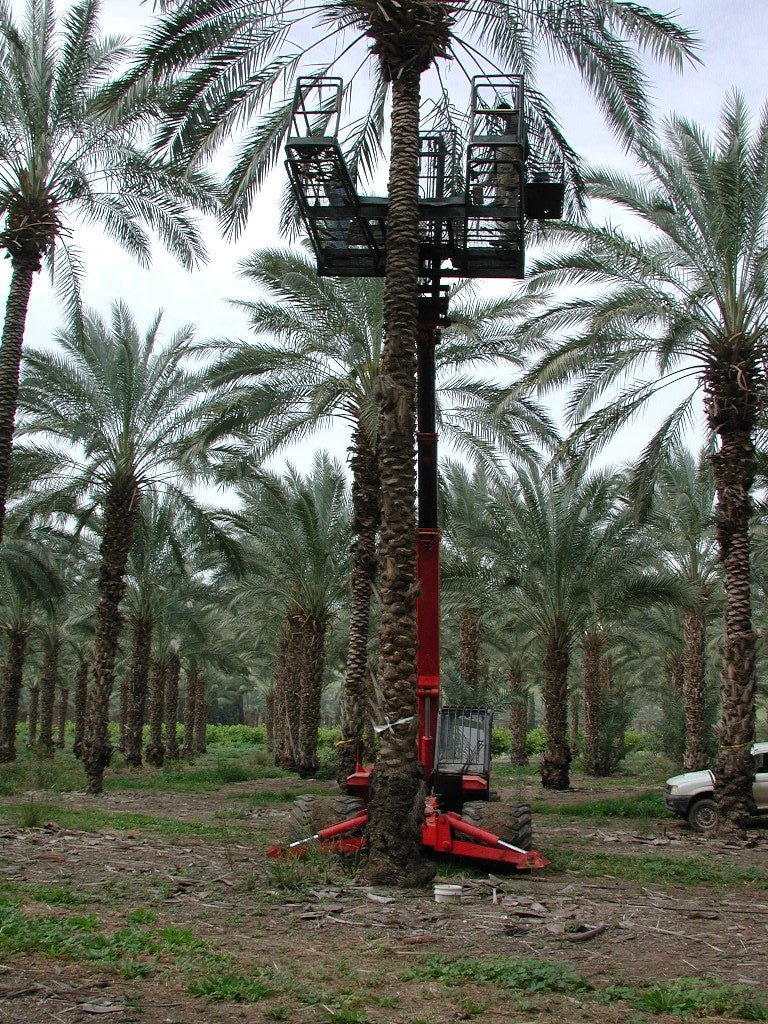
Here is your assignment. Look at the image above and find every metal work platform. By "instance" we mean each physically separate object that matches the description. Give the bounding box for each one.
[285,74,564,281]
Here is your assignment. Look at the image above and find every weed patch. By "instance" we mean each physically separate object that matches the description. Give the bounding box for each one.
[550,848,768,889]
[189,971,273,1003]
[602,978,768,1020]
[405,955,587,994]
[532,791,665,819]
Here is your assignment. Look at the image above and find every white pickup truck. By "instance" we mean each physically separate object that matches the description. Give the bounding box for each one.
[664,742,768,831]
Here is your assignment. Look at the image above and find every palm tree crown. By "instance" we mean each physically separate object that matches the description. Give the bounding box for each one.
[17,302,227,793]
[519,93,768,828]
[0,0,218,547]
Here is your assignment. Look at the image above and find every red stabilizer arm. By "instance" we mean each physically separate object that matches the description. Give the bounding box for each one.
[420,810,549,870]
[266,811,369,859]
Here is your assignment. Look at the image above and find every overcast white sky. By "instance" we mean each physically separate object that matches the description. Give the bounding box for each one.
[2,0,767,472]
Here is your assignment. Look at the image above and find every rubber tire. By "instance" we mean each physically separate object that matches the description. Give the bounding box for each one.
[687,797,718,833]
[461,799,533,851]
[288,794,365,842]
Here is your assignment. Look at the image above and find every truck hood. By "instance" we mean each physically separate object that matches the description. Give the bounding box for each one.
[666,769,714,792]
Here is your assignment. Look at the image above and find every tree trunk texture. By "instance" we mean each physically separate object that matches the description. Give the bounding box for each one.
[72,660,89,760]
[124,614,154,768]
[599,654,622,772]
[683,609,709,771]
[82,476,139,794]
[163,652,180,761]
[666,649,684,692]
[145,658,167,768]
[364,67,434,887]
[39,636,61,758]
[541,639,571,790]
[118,676,129,753]
[192,672,207,754]
[582,632,604,776]
[182,663,198,756]
[273,611,303,771]
[0,258,37,545]
[296,612,328,778]
[458,609,481,695]
[56,685,69,749]
[27,685,39,747]
[338,424,380,788]
[0,625,29,762]
[265,686,275,754]
[706,343,758,830]
[570,693,580,755]
[508,660,528,766]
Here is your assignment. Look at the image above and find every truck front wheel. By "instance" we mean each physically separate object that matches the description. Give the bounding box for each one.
[687,797,718,833]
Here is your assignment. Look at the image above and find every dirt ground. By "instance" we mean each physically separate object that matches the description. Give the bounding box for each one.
[0,774,766,1024]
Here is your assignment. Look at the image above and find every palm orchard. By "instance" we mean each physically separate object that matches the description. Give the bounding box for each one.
[0,0,766,895]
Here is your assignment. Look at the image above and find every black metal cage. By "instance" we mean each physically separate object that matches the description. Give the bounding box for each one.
[434,706,493,777]
[285,73,564,282]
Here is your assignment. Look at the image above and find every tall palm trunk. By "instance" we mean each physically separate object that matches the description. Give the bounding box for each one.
[683,608,708,770]
[124,613,154,767]
[273,611,303,770]
[118,675,130,752]
[666,649,684,693]
[0,258,37,545]
[265,685,275,754]
[569,693,580,754]
[82,475,139,794]
[707,344,758,829]
[0,624,29,762]
[57,682,69,748]
[582,631,604,775]
[27,684,39,747]
[338,426,380,787]
[145,657,167,767]
[296,612,328,778]
[508,659,528,766]
[39,635,61,758]
[163,651,180,761]
[192,672,207,754]
[541,636,570,790]
[365,66,434,887]
[182,662,198,756]
[458,610,481,696]
[72,659,89,760]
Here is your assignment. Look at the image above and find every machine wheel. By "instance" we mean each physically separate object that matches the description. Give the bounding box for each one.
[687,797,719,833]
[288,794,366,842]
[461,800,533,851]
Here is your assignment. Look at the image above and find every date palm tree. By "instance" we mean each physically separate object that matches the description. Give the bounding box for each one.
[122,0,697,883]
[17,302,231,793]
[231,455,351,778]
[484,465,671,789]
[0,522,63,762]
[519,94,768,828]
[647,448,721,770]
[0,0,217,547]
[204,248,557,785]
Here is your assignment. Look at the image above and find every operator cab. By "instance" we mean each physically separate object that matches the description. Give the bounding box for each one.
[433,706,493,812]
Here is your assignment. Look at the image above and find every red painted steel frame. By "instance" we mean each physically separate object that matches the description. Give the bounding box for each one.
[267,805,549,870]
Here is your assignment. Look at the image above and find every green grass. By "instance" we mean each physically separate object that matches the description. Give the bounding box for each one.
[405,955,588,994]
[0,802,252,842]
[0,743,289,798]
[189,971,273,1003]
[602,978,768,1020]
[550,847,768,889]
[0,896,233,984]
[531,790,665,820]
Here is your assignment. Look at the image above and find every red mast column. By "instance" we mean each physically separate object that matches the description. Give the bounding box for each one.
[416,294,445,784]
